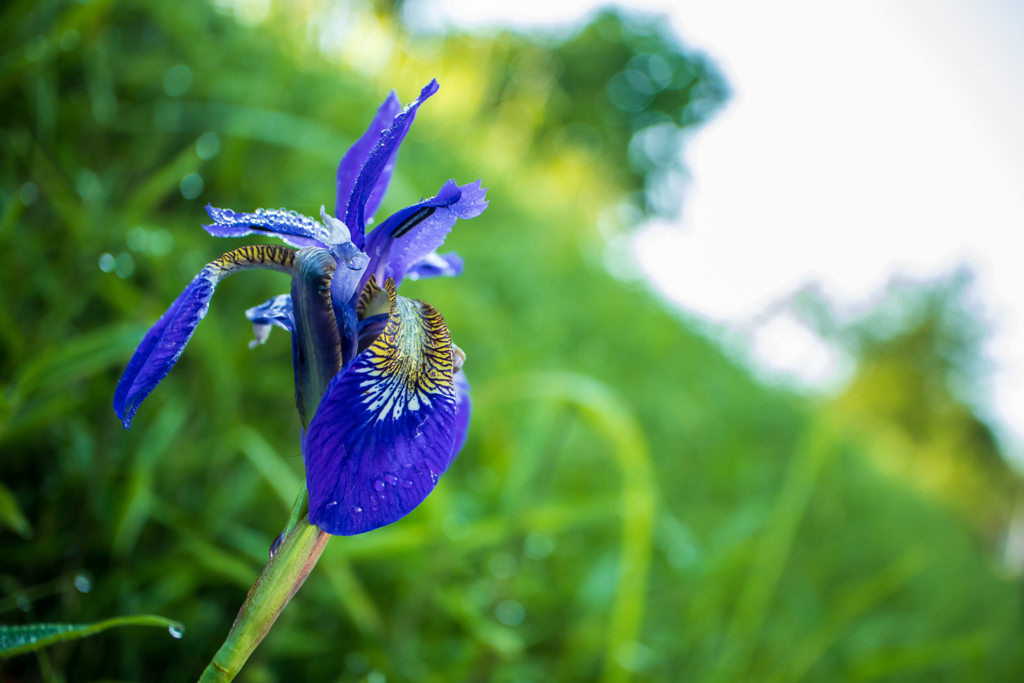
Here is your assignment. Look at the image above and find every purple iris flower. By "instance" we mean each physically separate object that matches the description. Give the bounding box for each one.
[114,80,486,536]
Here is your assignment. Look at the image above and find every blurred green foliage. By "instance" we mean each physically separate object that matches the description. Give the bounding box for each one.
[1,1,1022,682]
[806,273,1015,539]
[473,10,728,218]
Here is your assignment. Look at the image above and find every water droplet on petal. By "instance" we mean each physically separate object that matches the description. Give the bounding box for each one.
[353,506,362,513]
[402,479,414,488]
[384,473,398,485]
[373,479,385,492]
[168,624,185,639]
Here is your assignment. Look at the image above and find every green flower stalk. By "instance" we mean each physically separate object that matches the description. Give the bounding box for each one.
[199,513,328,682]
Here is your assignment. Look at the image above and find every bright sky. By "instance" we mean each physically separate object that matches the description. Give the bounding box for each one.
[420,0,1024,461]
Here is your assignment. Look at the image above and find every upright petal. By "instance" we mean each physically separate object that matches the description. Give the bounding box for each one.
[305,279,457,536]
[361,179,487,291]
[114,244,296,428]
[204,206,332,249]
[344,80,440,249]
[336,91,402,224]
[245,294,294,348]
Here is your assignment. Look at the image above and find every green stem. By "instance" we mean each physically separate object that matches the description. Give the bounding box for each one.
[198,517,329,683]
[281,484,308,540]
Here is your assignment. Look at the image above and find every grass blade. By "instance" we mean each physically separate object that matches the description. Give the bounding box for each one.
[0,615,183,659]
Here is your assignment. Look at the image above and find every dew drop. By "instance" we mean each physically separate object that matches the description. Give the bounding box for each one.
[269,532,285,559]
[353,506,362,513]
[168,624,185,639]
[74,573,92,593]
[384,473,398,485]
[402,479,414,488]
[373,479,385,492]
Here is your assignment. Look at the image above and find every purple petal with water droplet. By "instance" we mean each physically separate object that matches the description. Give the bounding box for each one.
[343,80,440,248]
[359,179,487,293]
[204,205,330,249]
[336,91,403,229]
[304,280,457,535]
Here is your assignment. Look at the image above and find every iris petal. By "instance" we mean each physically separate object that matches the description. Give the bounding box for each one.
[451,371,472,466]
[354,275,390,353]
[405,252,464,281]
[114,244,296,428]
[291,248,345,428]
[361,179,487,291]
[245,293,294,348]
[343,80,440,249]
[335,91,403,228]
[355,274,390,320]
[204,206,331,249]
[304,278,458,536]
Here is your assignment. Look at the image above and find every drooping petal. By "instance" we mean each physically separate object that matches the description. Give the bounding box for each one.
[114,244,296,429]
[344,80,440,249]
[451,370,472,466]
[361,179,487,291]
[305,279,458,536]
[336,91,402,225]
[405,252,464,282]
[204,206,332,249]
[245,294,294,348]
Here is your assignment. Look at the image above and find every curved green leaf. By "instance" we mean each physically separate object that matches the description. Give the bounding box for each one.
[0,615,183,659]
